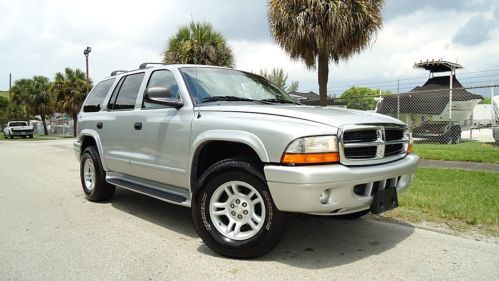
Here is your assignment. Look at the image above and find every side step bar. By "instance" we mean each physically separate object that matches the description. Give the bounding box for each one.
[106,177,191,207]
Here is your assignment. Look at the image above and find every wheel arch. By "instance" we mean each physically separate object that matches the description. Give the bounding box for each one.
[79,129,109,171]
[189,130,270,195]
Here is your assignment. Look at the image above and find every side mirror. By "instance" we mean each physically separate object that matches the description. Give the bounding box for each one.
[144,87,183,109]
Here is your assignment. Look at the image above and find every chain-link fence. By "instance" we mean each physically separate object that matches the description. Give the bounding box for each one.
[308,82,498,144]
[376,84,496,144]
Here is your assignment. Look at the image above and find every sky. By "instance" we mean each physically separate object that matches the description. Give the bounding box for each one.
[1,0,499,96]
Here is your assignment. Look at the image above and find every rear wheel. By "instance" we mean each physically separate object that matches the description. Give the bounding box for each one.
[80,146,115,201]
[192,159,285,259]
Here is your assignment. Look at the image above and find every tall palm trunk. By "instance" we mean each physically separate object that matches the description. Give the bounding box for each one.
[72,113,77,137]
[318,53,329,106]
[41,115,48,135]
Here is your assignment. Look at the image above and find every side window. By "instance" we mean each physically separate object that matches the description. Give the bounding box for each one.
[143,70,180,109]
[83,78,115,112]
[108,73,145,110]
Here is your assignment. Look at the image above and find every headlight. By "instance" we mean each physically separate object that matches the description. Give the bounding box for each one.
[281,135,339,164]
[404,129,413,154]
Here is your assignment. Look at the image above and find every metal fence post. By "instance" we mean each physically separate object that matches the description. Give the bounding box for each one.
[492,87,495,126]
[397,79,400,120]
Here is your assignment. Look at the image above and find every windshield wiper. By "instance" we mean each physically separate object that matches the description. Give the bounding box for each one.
[201,96,265,104]
[259,98,300,104]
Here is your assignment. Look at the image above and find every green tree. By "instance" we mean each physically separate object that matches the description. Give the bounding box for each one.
[0,96,8,126]
[51,68,90,137]
[480,97,491,104]
[341,86,390,110]
[9,78,32,119]
[29,76,52,135]
[268,0,384,106]
[259,68,299,92]
[163,22,234,67]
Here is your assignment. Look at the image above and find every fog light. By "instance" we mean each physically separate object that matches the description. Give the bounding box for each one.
[319,190,330,204]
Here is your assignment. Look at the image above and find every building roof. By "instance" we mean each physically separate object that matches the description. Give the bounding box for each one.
[288,91,320,102]
[413,60,463,73]
[377,75,482,115]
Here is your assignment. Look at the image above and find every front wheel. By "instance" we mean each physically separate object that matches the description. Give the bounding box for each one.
[192,159,285,259]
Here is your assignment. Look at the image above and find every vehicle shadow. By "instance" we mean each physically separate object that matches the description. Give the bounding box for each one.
[111,188,414,269]
[197,214,415,269]
[110,188,198,238]
[265,214,414,269]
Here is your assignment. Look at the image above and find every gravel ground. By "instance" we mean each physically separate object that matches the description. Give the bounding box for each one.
[0,140,498,281]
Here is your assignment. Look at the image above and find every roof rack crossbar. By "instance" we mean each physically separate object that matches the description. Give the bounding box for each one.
[139,62,167,69]
[110,70,128,76]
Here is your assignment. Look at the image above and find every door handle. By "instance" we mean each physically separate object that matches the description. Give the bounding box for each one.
[96,122,103,129]
[134,122,142,130]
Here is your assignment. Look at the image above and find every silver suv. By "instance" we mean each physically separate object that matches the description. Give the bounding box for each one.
[74,63,419,258]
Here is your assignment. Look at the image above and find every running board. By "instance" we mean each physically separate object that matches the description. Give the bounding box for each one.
[106,177,191,207]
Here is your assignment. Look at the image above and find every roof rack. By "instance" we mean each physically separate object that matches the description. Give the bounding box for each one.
[139,62,167,69]
[110,70,128,76]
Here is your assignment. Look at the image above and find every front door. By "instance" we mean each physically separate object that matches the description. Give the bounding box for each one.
[129,69,193,189]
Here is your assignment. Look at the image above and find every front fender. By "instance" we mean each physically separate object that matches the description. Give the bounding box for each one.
[190,130,270,163]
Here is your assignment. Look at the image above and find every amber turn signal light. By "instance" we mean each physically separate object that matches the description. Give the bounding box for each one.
[281,152,340,164]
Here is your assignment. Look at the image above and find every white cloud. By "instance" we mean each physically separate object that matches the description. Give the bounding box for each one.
[0,0,498,96]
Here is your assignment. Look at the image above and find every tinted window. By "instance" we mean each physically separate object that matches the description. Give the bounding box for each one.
[107,77,125,110]
[143,70,180,109]
[111,73,145,110]
[83,78,115,112]
[9,122,27,127]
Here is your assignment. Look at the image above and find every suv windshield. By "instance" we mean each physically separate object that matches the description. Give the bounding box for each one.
[179,67,298,105]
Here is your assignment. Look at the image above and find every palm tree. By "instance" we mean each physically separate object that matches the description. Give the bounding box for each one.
[29,76,52,135]
[259,68,299,92]
[268,0,384,106]
[163,22,235,67]
[51,68,90,137]
[10,78,32,119]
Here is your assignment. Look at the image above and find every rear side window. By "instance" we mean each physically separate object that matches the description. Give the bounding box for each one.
[83,78,115,112]
[108,73,145,110]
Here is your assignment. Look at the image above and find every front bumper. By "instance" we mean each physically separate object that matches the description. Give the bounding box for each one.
[73,141,81,161]
[264,154,419,215]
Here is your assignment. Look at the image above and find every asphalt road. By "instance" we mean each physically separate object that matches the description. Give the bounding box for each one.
[0,139,498,281]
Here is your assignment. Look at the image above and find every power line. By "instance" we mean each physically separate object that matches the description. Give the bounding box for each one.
[299,67,499,93]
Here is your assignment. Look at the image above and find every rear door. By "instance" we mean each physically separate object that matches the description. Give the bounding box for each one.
[99,72,146,175]
[128,69,193,189]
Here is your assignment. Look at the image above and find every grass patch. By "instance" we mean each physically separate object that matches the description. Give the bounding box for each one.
[382,167,499,235]
[0,134,72,141]
[0,91,9,100]
[413,142,499,163]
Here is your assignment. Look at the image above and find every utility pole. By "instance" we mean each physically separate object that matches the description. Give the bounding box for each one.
[9,73,12,100]
[83,46,92,94]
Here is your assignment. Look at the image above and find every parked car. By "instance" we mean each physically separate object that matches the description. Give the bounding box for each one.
[74,63,419,258]
[3,121,34,139]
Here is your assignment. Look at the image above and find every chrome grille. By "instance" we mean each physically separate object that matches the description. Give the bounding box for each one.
[339,124,409,166]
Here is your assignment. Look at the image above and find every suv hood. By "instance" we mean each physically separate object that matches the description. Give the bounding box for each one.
[196,105,404,128]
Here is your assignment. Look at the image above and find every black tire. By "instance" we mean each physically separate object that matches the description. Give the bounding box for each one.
[9,134,13,139]
[335,209,370,219]
[28,135,33,139]
[192,158,286,259]
[80,146,115,202]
